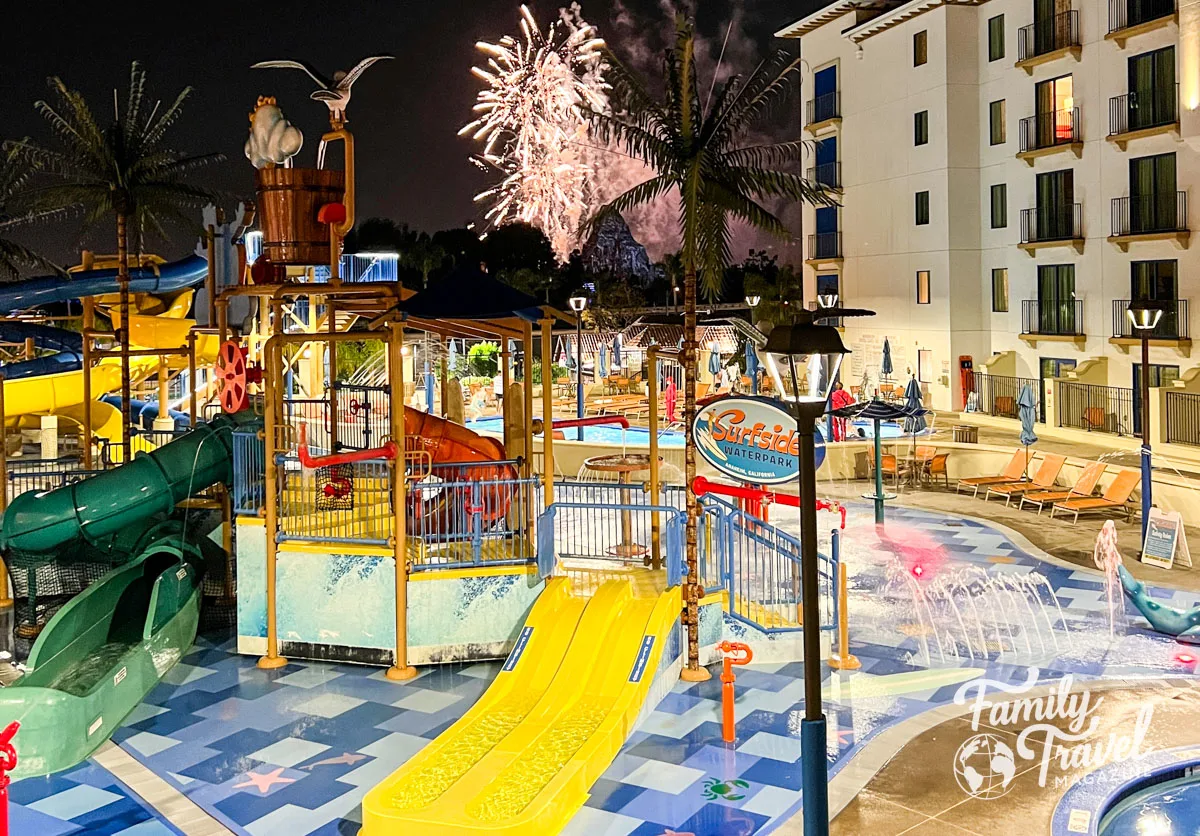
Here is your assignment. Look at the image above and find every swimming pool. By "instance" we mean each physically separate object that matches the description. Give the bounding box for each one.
[465,416,913,446]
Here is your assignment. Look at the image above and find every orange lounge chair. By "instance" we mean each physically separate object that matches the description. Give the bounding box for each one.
[1050,470,1141,524]
[954,450,1030,497]
[1018,461,1105,514]
[984,453,1066,505]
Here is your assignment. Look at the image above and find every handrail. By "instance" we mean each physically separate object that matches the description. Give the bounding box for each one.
[692,476,847,529]
[551,415,631,430]
[296,421,397,468]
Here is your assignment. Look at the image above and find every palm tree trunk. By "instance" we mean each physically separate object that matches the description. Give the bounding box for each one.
[117,212,132,465]
[682,262,705,679]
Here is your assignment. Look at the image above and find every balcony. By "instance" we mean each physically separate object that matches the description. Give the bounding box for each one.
[1017,107,1082,164]
[1021,299,1086,346]
[1110,298,1191,354]
[1109,192,1190,250]
[806,162,841,189]
[806,232,842,264]
[1107,87,1180,148]
[1016,11,1081,73]
[805,92,841,133]
[1107,0,1177,46]
[1018,204,1084,255]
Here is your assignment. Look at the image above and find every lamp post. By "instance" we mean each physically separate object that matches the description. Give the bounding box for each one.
[764,322,849,836]
[1127,298,1165,543]
[745,295,761,394]
[569,295,588,441]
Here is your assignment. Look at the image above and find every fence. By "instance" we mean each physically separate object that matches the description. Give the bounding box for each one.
[973,373,1042,421]
[1057,381,1135,435]
[313,253,400,283]
[1019,107,1080,152]
[808,232,842,260]
[1021,299,1084,336]
[277,453,394,545]
[806,92,840,126]
[1165,391,1200,447]
[1020,204,1082,244]
[1111,298,1189,340]
[806,162,841,189]
[331,383,392,451]
[1111,192,1187,237]
[232,430,266,515]
[1109,0,1175,33]
[1018,11,1079,61]
[6,458,105,502]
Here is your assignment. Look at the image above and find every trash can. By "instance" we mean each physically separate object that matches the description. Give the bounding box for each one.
[953,425,978,444]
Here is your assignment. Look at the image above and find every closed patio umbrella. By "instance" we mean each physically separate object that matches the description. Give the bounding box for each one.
[611,334,623,370]
[881,338,894,380]
[599,343,608,378]
[903,377,927,434]
[708,346,721,378]
[745,339,760,394]
[1018,382,1038,478]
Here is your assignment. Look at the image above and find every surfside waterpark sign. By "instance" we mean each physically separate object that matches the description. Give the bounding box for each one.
[693,396,824,485]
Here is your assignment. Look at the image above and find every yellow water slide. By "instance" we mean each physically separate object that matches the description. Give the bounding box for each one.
[361,578,682,835]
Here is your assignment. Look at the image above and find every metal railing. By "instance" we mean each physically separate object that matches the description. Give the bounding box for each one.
[1165,391,1200,446]
[1109,0,1176,32]
[1057,381,1135,435]
[409,460,538,569]
[313,253,400,283]
[807,232,842,260]
[277,453,394,544]
[806,92,840,126]
[1020,204,1082,244]
[1021,299,1084,336]
[129,428,190,452]
[1109,87,1179,135]
[331,383,392,451]
[1019,107,1080,152]
[1110,192,1188,236]
[973,373,1042,420]
[806,162,841,188]
[5,458,104,502]
[232,430,266,515]
[1112,298,1189,339]
[1018,10,1080,61]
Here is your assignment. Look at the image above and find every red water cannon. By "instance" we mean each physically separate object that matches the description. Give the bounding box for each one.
[215,340,264,413]
[0,721,19,836]
[718,641,753,743]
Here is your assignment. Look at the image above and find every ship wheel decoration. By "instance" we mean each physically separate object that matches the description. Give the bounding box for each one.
[214,340,262,413]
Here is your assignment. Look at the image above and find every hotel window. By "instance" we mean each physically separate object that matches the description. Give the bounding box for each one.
[988,15,1005,61]
[915,190,930,225]
[916,270,931,304]
[991,183,1007,229]
[992,268,1009,312]
[914,110,929,145]
[914,30,928,66]
[989,100,1006,145]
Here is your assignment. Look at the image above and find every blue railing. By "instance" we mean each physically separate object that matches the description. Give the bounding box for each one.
[231,430,265,515]
[5,459,105,502]
[537,501,684,583]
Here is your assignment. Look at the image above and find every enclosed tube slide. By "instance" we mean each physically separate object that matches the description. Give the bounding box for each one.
[0,255,208,314]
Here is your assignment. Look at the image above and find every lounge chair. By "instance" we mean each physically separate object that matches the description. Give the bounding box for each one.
[954,449,1031,497]
[1050,470,1141,524]
[1018,461,1105,514]
[984,453,1066,505]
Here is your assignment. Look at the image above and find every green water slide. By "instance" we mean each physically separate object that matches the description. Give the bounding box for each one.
[0,410,260,777]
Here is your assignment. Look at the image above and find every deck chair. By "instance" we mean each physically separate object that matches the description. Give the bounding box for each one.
[923,452,950,488]
[955,449,1031,497]
[1050,470,1141,524]
[1018,461,1105,514]
[984,453,1066,505]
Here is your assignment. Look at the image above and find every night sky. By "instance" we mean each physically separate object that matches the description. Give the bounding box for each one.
[2,0,826,265]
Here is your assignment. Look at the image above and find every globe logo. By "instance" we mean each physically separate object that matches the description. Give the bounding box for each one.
[953,734,1016,799]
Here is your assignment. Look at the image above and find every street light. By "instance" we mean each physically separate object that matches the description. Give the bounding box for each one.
[569,295,588,441]
[763,321,849,836]
[1127,298,1165,543]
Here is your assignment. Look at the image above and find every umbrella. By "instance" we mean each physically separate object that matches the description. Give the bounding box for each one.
[834,398,929,525]
[611,334,623,370]
[708,346,721,378]
[665,376,678,423]
[881,338,894,379]
[745,340,760,394]
[1018,383,1039,477]
[599,343,608,378]
[903,377,927,434]
[448,339,458,373]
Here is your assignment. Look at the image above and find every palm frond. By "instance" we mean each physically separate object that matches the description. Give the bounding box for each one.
[722,139,812,169]
[586,174,673,235]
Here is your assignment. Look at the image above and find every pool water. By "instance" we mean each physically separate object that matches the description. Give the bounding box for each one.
[464,417,912,447]
[1100,776,1200,834]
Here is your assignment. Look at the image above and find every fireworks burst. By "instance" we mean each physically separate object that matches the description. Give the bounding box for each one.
[461,4,609,261]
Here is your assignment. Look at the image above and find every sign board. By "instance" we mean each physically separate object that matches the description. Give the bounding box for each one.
[693,396,825,486]
[1141,508,1193,570]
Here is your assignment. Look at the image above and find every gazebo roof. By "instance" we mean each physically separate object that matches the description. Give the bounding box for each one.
[396,266,574,340]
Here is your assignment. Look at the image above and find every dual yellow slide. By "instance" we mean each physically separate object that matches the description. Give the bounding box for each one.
[362,577,682,835]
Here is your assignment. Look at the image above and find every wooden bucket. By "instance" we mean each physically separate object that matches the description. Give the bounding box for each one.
[254,167,345,265]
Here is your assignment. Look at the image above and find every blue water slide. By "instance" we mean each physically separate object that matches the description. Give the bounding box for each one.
[100,395,191,429]
[0,255,209,315]
[0,321,84,380]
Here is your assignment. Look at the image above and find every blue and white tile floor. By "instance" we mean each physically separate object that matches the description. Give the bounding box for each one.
[11,501,1200,835]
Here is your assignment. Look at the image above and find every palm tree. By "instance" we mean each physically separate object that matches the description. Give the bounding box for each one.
[11,62,224,462]
[589,20,836,678]
[0,144,66,280]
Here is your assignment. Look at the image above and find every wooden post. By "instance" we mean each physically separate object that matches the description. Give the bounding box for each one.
[522,322,534,484]
[187,331,198,425]
[540,317,555,509]
[23,338,34,361]
[82,297,95,470]
[257,336,287,670]
[216,299,229,345]
[501,339,511,452]
[206,224,217,328]
[440,337,449,417]
[648,345,661,571]
[386,320,418,681]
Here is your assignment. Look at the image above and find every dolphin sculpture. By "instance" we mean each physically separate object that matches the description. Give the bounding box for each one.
[1119,564,1200,642]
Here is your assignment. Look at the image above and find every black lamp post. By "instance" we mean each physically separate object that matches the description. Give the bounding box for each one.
[1127,298,1165,542]
[763,321,850,836]
[569,295,588,441]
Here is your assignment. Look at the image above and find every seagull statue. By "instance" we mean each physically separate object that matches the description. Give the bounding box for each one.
[251,55,393,129]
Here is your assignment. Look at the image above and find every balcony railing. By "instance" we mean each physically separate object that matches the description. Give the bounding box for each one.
[806,92,840,126]
[1109,0,1176,32]
[1018,11,1081,62]
[1022,299,1084,336]
[806,162,841,188]
[1166,391,1200,447]
[807,232,842,260]
[1020,204,1083,244]
[1019,107,1081,152]
[1111,192,1188,238]
[1109,87,1179,135]
[1111,298,1189,339]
